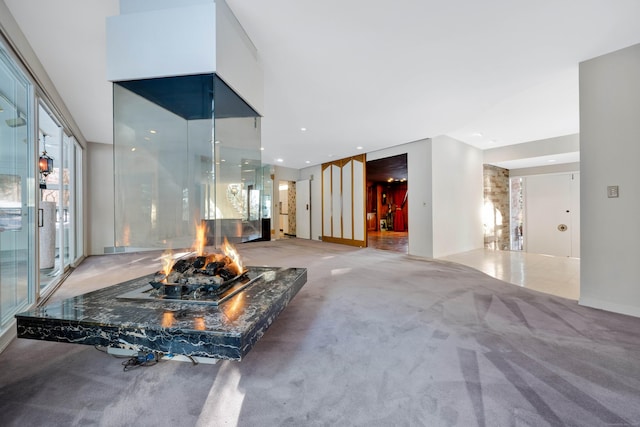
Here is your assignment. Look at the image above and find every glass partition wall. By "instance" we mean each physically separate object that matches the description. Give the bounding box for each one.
[0,43,35,338]
[113,74,262,251]
[37,103,63,294]
[0,36,83,348]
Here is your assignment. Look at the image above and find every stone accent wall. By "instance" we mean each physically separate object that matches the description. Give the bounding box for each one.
[288,181,296,235]
[483,165,510,250]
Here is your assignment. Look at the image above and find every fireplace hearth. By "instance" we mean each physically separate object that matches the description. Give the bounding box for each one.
[16,265,307,361]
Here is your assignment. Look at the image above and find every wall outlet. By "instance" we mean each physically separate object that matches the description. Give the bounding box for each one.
[607,185,619,198]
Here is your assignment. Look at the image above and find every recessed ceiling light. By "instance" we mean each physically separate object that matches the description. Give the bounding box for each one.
[131,147,136,152]
[356,146,363,150]
[305,160,311,164]
[221,159,226,162]
[548,159,557,163]
[300,127,307,132]
[214,140,220,144]
[260,147,265,151]
[149,130,157,134]
[276,158,284,163]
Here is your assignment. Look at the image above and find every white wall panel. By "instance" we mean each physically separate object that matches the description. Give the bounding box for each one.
[431,135,483,258]
[342,161,352,239]
[322,166,332,237]
[331,165,341,237]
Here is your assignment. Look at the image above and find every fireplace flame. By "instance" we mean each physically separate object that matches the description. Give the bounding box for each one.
[160,250,175,277]
[193,222,207,256]
[222,237,243,275]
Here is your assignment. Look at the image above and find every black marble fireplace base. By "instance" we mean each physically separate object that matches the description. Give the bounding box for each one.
[15,266,307,361]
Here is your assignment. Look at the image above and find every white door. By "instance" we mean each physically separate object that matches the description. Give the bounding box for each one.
[296,179,311,239]
[525,173,579,257]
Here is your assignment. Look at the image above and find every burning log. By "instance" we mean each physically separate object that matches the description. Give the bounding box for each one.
[150,241,247,299]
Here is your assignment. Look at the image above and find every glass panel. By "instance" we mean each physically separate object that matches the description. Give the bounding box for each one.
[38,103,63,293]
[212,116,262,246]
[73,141,83,261]
[114,74,261,251]
[510,177,524,251]
[62,133,72,266]
[261,165,272,220]
[0,44,35,327]
[114,82,192,250]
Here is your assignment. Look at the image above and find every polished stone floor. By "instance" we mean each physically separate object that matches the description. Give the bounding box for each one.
[440,249,580,300]
[367,231,580,300]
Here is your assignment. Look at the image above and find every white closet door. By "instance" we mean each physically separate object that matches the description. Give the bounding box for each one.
[321,155,366,247]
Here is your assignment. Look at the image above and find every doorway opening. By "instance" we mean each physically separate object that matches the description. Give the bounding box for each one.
[366,154,408,253]
[277,180,296,239]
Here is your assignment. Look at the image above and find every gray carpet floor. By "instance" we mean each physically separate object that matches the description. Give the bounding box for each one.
[1,239,640,426]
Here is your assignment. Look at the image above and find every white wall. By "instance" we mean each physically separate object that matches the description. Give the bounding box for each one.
[368,139,433,258]
[299,165,322,240]
[87,142,115,255]
[484,134,579,165]
[510,162,579,177]
[579,43,640,317]
[431,135,484,258]
[107,2,217,81]
[215,0,263,115]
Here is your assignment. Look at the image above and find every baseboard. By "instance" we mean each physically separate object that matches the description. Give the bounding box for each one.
[579,296,640,318]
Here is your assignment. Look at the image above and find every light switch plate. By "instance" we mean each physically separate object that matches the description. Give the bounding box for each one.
[607,185,619,198]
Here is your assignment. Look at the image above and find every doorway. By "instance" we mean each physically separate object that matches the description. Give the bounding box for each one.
[366,154,408,253]
[511,172,580,258]
[524,172,580,257]
[278,180,296,239]
[296,179,311,239]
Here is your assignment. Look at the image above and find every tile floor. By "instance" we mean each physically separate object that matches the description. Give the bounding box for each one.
[367,231,580,300]
[440,249,580,300]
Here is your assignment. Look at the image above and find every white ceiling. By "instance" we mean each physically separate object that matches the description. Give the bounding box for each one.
[5,0,640,170]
